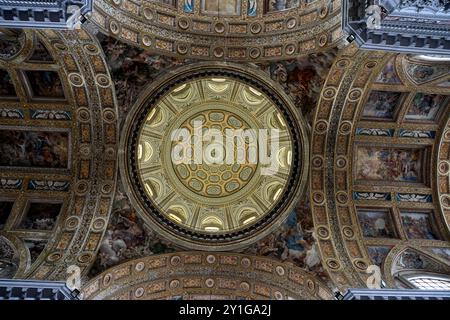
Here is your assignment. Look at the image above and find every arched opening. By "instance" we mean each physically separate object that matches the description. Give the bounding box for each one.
[397,271,450,290]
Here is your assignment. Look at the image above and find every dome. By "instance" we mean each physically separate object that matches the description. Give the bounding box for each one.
[120,63,309,250]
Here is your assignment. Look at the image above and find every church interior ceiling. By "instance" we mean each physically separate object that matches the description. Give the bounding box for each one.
[87,0,342,62]
[0,0,450,300]
[310,46,450,291]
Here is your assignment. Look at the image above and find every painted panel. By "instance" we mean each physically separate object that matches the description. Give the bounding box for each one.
[355,128,394,137]
[405,62,449,84]
[355,147,424,183]
[0,130,69,169]
[248,0,257,16]
[353,192,391,201]
[362,90,403,120]
[28,40,53,63]
[401,212,438,240]
[24,240,47,263]
[183,0,194,12]
[0,201,13,229]
[0,69,16,97]
[201,0,241,15]
[367,246,391,266]
[25,70,65,99]
[375,58,401,84]
[405,93,447,121]
[18,202,62,231]
[357,209,397,238]
[266,0,300,12]
[397,250,432,269]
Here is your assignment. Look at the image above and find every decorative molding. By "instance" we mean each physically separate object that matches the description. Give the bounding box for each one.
[81,252,333,300]
[119,62,309,251]
[0,28,119,280]
[86,0,343,61]
[311,46,450,291]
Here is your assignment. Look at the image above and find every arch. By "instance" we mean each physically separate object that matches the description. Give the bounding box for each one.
[86,0,343,61]
[237,207,259,226]
[0,29,119,280]
[200,216,224,232]
[81,252,333,300]
[310,44,450,291]
[383,244,450,288]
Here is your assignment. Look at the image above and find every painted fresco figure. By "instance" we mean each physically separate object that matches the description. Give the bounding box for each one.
[184,0,194,12]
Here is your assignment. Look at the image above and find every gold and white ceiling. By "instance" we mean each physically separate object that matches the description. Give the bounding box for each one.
[0,3,450,299]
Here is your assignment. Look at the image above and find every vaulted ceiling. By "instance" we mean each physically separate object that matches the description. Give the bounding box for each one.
[0,0,449,299]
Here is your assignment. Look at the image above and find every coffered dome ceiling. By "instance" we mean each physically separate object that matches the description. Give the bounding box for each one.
[120,63,309,250]
[310,45,450,290]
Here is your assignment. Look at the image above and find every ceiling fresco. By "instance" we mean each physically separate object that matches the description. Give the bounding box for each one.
[86,40,336,289]
[0,29,119,281]
[0,2,449,299]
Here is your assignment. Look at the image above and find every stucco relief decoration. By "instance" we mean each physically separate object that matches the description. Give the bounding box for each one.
[0,0,449,301]
[86,0,343,61]
[311,44,450,291]
[0,29,119,280]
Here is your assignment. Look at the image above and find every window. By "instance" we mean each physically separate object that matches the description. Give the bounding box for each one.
[408,276,450,290]
[398,272,450,291]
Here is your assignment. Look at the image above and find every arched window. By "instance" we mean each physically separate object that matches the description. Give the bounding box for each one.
[397,272,450,290]
[411,54,450,62]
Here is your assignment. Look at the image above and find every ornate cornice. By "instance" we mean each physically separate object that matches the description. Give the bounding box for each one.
[343,0,450,55]
[86,0,343,61]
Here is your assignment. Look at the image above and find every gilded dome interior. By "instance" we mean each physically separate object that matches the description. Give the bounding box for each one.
[0,0,449,303]
[136,77,294,234]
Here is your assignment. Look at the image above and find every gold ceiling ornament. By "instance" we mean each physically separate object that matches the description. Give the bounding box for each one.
[81,252,333,300]
[86,0,343,61]
[120,62,309,250]
[0,29,118,280]
[137,78,293,231]
[311,44,450,292]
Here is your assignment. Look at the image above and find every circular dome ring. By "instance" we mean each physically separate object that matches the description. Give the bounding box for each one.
[119,62,309,251]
